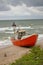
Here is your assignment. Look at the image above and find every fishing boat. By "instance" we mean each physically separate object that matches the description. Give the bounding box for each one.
[11,32,38,47]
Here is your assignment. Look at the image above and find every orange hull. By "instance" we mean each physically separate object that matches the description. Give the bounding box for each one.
[11,34,38,47]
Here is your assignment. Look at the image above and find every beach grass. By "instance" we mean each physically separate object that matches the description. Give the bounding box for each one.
[10,46,43,65]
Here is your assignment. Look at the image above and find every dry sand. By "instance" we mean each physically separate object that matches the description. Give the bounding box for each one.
[0,39,43,65]
[0,45,30,65]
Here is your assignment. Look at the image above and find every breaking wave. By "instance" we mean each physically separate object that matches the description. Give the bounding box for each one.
[0,26,33,31]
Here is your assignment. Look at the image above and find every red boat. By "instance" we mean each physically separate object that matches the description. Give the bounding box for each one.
[11,34,38,47]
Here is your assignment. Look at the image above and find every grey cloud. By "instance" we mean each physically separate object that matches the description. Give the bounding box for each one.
[0,4,10,11]
[36,7,43,11]
[7,0,22,6]
[7,0,43,7]
[7,0,43,12]
[23,0,43,7]
[0,0,10,11]
[0,0,43,11]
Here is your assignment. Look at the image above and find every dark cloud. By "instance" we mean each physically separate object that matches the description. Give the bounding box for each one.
[0,0,43,11]
[7,0,43,6]
[0,5,10,11]
[23,0,43,7]
[7,0,22,6]
[0,0,10,11]
[36,7,43,11]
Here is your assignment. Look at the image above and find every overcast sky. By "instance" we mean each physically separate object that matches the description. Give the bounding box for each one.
[0,0,43,20]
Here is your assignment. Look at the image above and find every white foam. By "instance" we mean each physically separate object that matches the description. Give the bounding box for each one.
[0,27,13,31]
[35,34,43,47]
[15,26,33,29]
[0,37,12,48]
[38,34,43,40]
[5,32,14,34]
[0,26,34,31]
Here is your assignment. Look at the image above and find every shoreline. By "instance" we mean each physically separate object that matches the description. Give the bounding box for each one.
[0,39,43,65]
[0,45,30,65]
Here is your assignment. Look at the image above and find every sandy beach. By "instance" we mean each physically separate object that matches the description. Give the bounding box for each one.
[0,38,43,65]
[0,45,30,65]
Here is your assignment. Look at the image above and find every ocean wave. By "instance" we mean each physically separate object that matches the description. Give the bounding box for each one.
[0,37,12,48]
[0,26,34,31]
[0,27,13,31]
[5,32,14,34]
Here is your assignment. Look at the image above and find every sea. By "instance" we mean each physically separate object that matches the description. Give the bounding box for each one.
[0,19,43,48]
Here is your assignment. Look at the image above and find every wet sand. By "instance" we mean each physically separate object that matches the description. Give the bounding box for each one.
[0,45,30,65]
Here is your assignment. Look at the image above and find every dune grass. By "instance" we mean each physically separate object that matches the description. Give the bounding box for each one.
[10,46,43,65]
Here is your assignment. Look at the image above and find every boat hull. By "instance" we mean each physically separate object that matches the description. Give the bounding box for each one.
[11,34,38,47]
